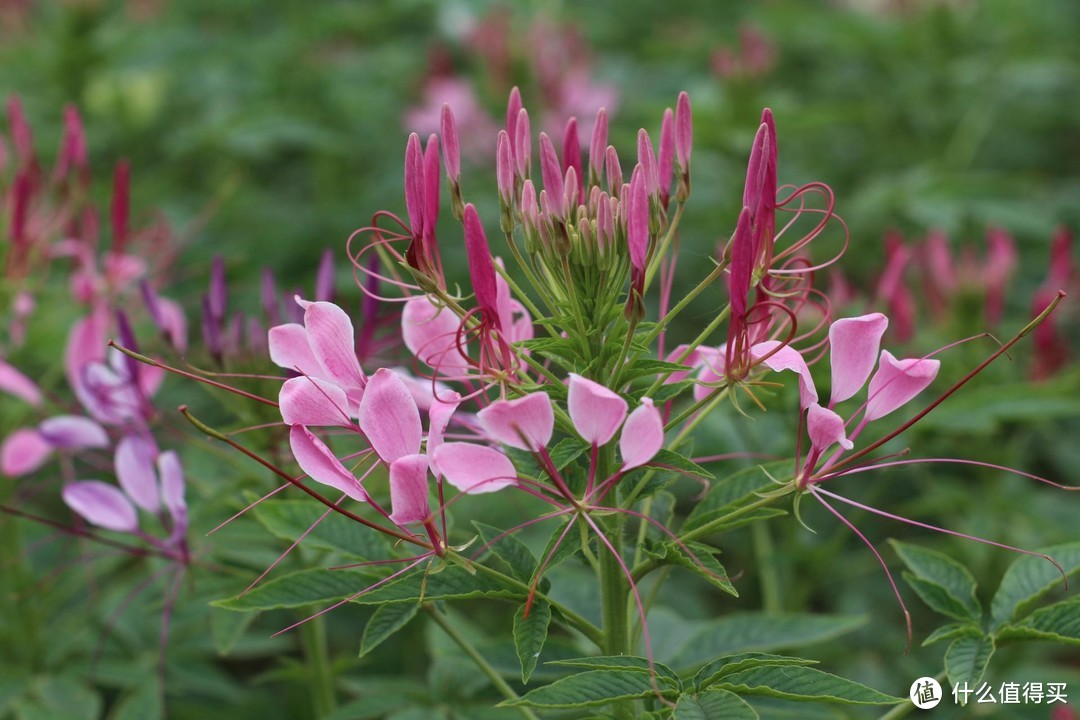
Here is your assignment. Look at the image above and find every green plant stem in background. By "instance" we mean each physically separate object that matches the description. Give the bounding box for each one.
[753,522,782,614]
[300,616,336,716]
[424,605,540,720]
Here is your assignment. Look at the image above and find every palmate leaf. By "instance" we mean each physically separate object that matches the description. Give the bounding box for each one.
[997,597,1080,646]
[990,542,1080,627]
[251,498,391,560]
[670,613,866,670]
[499,669,679,709]
[473,521,538,583]
[359,602,419,657]
[890,540,981,623]
[641,540,738,596]
[513,600,551,684]
[713,666,901,705]
[944,635,995,691]
[674,688,759,719]
[213,569,380,611]
[645,449,714,480]
[692,653,819,691]
[922,623,981,647]
[548,655,681,683]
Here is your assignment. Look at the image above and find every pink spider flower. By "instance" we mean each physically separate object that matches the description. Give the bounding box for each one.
[1030,225,1075,380]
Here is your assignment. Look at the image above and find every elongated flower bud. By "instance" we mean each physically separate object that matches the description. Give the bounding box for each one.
[496,131,515,232]
[440,104,463,219]
[675,92,692,201]
[605,145,623,199]
[658,108,674,208]
[208,256,227,322]
[514,108,531,180]
[463,204,499,317]
[404,133,425,237]
[563,117,583,206]
[627,165,649,273]
[506,86,522,156]
[589,108,608,187]
[315,248,335,302]
[111,160,130,252]
[521,179,540,253]
[637,129,659,201]
[539,133,565,219]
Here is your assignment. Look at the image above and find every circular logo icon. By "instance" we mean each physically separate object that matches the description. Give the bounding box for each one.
[910,677,943,709]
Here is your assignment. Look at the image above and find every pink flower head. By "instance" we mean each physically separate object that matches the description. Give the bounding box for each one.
[269,298,367,396]
[477,392,555,451]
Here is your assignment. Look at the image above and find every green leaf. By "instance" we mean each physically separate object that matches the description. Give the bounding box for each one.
[350,564,524,605]
[14,676,102,720]
[990,542,1080,627]
[500,670,678,709]
[922,623,982,647]
[107,683,162,720]
[684,462,788,533]
[513,600,551,684]
[646,449,714,480]
[210,606,258,655]
[944,635,994,691]
[213,569,379,611]
[913,376,1080,433]
[549,656,680,683]
[620,359,692,384]
[693,653,818,691]
[251,499,390,559]
[890,540,981,622]
[671,614,866,670]
[473,522,537,583]
[536,517,584,574]
[714,666,901,705]
[997,597,1080,646]
[360,602,419,657]
[648,379,696,403]
[642,540,738,596]
[505,438,587,479]
[675,688,759,719]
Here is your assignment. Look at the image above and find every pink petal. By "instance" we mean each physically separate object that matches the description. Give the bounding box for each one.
[304,302,366,390]
[38,415,109,450]
[288,425,368,503]
[0,358,42,406]
[568,374,628,446]
[464,204,500,315]
[157,450,187,533]
[675,92,692,170]
[663,344,703,385]
[807,403,852,453]
[358,368,422,463]
[115,435,161,513]
[620,398,664,470]
[268,323,320,376]
[693,347,727,402]
[426,391,460,478]
[402,296,467,374]
[1,428,52,477]
[440,104,460,183]
[432,442,517,494]
[627,165,649,272]
[279,376,353,427]
[864,350,940,422]
[62,481,139,533]
[390,369,452,412]
[751,341,818,409]
[388,454,431,526]
[828,313,889,405]
[65,307,108,392]
[156,296,189,352]
[477,392,554,451]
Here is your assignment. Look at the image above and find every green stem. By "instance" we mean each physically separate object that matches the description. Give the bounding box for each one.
[636,259,728,353]
[300,616,336,716]
[424,605,540,720]
[643,202,685,289]
[753,522,782,614]
[643,306,732,398]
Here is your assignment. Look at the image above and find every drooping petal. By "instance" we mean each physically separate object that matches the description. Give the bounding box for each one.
[0,358,42,407]
[63,481,139,533]
[807,403,853,453]
[304,301,366,390]
[620,398,664,470]
[157,450,187,533]
[358,368,422,463]
[568,374,628,446]
[477,392,554,451]
[432,442,517,494]
[693,347,727,402]
[279,376,353,427]
[828,313,889,405]
[268,323,320,376]
[402,296,466,374]
[1,428,52,477]
[750,341,818,409]
[115,435,161,513]
[388,454,431,526]
[38,415,109,450]
[288,425,368,503]
[864,350,940,422]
